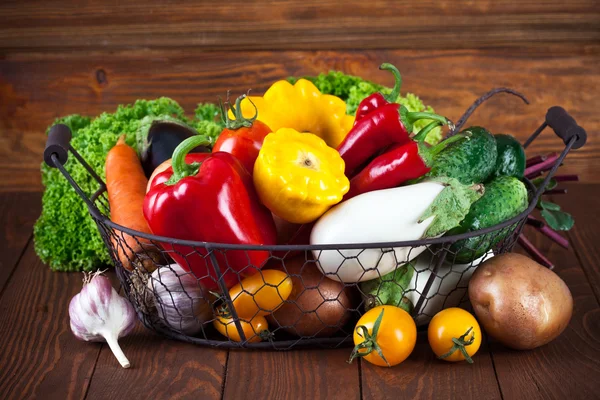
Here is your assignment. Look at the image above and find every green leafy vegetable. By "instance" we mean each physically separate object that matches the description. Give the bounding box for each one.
[288,70,442,144]
[194,103,225,144]
[537,200,574,231]
[532,177,558,191]
[35,98,224,272]
[195,102,223,123]
[539,200,561,211]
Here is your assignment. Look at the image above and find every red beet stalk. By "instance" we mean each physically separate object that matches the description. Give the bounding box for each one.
[518,234,554,269]
[526,216,569,249]
[554,174,579,182]
[544,188,568,195]
[526,154,548,167]
[524,153,559,178]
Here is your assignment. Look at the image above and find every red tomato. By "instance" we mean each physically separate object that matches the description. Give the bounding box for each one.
[213,119,271,175]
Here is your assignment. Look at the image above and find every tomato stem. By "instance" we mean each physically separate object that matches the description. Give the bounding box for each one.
[220,92,257,130]
[437,326,475,364]
[258,329,273,341]
[348,308,391,367]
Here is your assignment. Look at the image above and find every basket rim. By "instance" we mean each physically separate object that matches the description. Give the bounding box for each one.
[94,178,537,251]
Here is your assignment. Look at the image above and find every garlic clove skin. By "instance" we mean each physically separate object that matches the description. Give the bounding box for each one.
[69,273,137,368]
[149,263,214,336]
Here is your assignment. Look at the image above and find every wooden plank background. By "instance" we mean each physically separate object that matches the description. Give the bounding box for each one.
[1,1,599,191]
[1,1,599,52]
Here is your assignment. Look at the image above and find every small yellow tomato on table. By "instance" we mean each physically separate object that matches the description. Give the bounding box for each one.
[349,305,417,367]
[428,307,482,363]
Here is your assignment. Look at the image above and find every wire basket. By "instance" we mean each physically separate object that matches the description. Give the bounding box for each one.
[43,103,586,350]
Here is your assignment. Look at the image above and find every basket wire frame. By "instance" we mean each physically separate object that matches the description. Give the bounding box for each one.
[46,109,579,350]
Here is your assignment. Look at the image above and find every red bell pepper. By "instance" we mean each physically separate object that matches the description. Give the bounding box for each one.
[344,128,468,200]
[149,153,210,188]
[354,63,402,123]
[337,103,451,177]
[143,135,277,290]
[212,94,271,175]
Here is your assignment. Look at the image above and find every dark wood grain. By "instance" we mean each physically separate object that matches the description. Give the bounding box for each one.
[223,348,360,400]
[2,47,599,192]
[491,225,600,399]
[361,332,501,400]
[86,325,227,400]
[0,192,41,291]
[0,1,598,52]
[553,183,600,302]
[0,241,100,399]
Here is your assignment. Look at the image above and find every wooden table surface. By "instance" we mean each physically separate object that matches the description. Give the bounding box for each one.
[1,1,600,399]
[0,185,598,400]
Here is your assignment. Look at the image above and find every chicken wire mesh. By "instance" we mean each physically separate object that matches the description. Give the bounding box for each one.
[91,195,529,349]
[44,103,584,350]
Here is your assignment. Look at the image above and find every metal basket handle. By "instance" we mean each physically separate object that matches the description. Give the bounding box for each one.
[545,106,587,149]
[524,106,587,149]
[44,124,72,167]
[43,124,106,218]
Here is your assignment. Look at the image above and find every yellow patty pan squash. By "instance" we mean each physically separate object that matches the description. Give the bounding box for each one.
[239,79,355,148]
[253,128,350,224]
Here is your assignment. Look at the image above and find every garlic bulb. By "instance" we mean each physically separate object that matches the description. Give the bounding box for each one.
[148,264,213,336]
[69,272,136,368]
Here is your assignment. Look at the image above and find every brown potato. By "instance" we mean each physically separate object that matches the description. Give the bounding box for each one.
[267,256,357,337]
[468,253,573,350]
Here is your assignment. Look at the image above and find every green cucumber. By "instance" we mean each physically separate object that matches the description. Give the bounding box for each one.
[448,176,529,263]
[425,126,497,185]
[489,134,526,181]
[359,264,414,314]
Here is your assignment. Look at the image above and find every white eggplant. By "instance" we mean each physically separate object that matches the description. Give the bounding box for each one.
[311,178,483,283]
[406,251,494,326]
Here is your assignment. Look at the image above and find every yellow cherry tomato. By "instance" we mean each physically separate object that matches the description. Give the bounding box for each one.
[428,307,482,363]
[350,305,417,367]
[213,315,269,343]
[228,270,293,319]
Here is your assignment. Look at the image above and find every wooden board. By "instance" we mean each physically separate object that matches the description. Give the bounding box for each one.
[0,1,598,52]
[86,324,227,400]
[556,183,600,302]
[0,192,41,291]
[491,225,600,399]
[2,47,599,192]
[0,242,100,399]
[223,349,360,400]
[0,186,599,398]
[361,332,502,400]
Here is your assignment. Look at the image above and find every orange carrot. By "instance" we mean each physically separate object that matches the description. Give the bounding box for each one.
[105,135,161,271]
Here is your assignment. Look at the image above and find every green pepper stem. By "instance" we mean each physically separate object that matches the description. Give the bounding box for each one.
[166,135,211,185]
[418,132,470,168]
[399,105,453,135]
[429,131,470,157]
[407,111,451,127]
[379,63,402,103]
[412,121,441,142]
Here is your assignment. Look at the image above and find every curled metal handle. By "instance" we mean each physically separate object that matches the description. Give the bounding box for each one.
[44,124,73,167]
[546,106,587,150]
